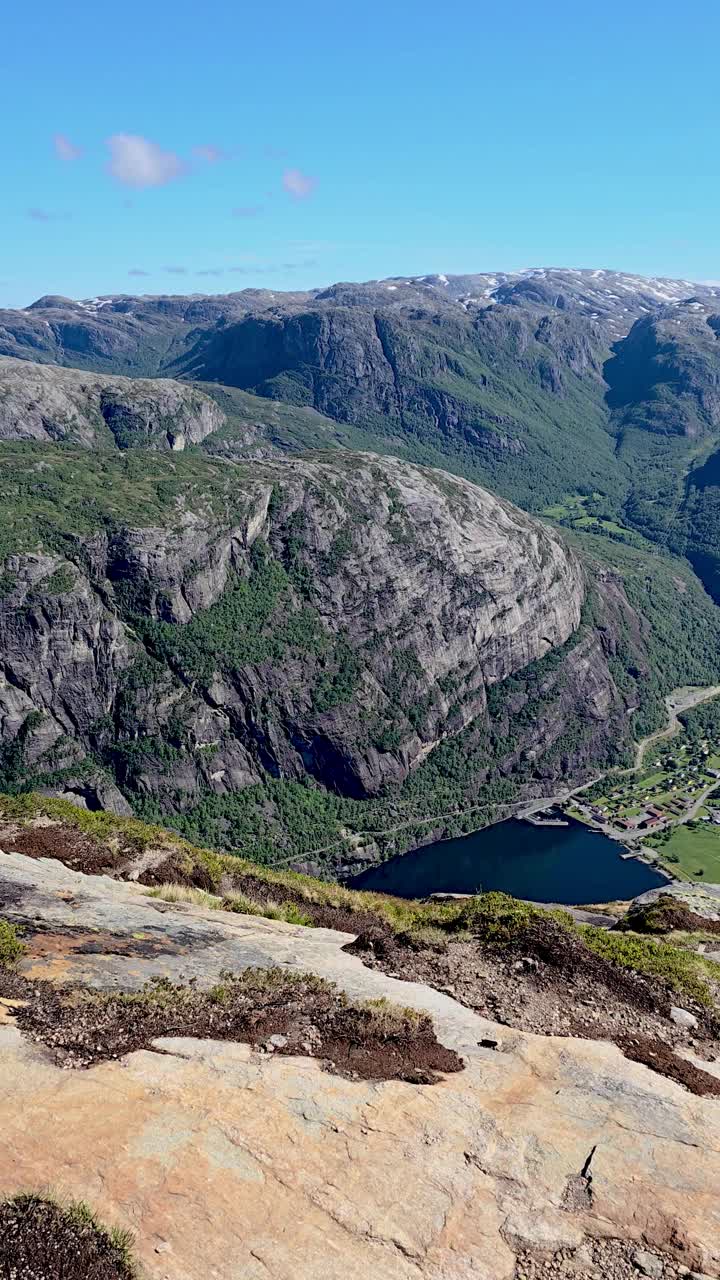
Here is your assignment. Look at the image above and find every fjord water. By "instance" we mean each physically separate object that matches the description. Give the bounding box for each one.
[350,817,668,904]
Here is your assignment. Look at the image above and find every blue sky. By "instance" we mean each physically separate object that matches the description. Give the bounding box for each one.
[1,0,719,306]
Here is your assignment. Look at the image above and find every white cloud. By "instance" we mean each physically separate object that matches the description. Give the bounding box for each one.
[54,133,82,161]
[282,168,317,199]
[128,268,150,277]
[106,135,186,189]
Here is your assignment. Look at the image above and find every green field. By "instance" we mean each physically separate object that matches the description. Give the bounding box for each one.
[636,772,667,788]
[542,493,648,545]
[543,493,604,519]
[654,823,720,882]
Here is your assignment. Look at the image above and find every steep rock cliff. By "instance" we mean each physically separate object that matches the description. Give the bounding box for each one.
[175,302,619,509]
[0,356,223,450]
[0,449,591,814]
[0,348,717,862]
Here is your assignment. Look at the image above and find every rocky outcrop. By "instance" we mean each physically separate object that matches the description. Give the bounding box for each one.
[0,451,598,812]
[630,884,720,922]
[0,357,224,450]
[0,550,132,758]
[0,849,719,1280]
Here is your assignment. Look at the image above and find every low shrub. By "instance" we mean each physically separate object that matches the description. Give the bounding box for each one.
[457,892,540,944]
[0,919,24,966]
[579,925,719,1007]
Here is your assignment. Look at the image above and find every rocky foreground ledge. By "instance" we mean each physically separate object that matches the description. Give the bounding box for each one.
[1,846,719,1280]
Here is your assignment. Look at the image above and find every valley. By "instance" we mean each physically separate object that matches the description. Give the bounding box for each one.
[5,9,720,1277]
[2,269,720,1279]
[1,268,720,891]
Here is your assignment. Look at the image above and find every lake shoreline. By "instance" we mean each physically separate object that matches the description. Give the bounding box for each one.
[350,815,668,905]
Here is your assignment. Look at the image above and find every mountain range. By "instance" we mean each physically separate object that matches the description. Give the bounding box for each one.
[2,267,720,867]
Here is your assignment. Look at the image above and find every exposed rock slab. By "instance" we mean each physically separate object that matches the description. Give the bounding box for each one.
[0,851,719,1278]
[0,356,224,449]
[633,884,720,922]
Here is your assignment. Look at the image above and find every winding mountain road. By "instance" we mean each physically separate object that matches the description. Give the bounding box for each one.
[633,685,720,771]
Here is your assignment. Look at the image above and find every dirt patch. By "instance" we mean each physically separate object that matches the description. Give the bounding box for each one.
[0,1194,136,1280]
[349,913,720,1097]
[513,1235,696,1279]
[0,822,115,875]
[138,846,217,891]
[615,1034,720,1097]
[0,964,461,1085]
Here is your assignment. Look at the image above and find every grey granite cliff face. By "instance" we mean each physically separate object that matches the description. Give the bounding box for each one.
[268,453,583,687]
[0,449,607,817]
[0,357,223,450]
[174,304,611,469]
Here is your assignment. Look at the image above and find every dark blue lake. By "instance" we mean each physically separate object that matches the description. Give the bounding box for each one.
[349,817,668,904]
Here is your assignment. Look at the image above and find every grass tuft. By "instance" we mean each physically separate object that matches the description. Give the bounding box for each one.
[147,883,223,909]
[220,892,314,926]
[146,883,314,926]
[359,996,424,1034]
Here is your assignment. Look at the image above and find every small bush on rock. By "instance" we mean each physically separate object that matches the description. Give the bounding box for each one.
[0,919,24,966]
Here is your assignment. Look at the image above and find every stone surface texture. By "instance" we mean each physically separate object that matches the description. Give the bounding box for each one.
[0,850,719,1280]
[0,356,224,449]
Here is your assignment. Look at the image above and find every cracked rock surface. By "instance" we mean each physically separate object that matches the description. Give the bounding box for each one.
[0,851,719,1279]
